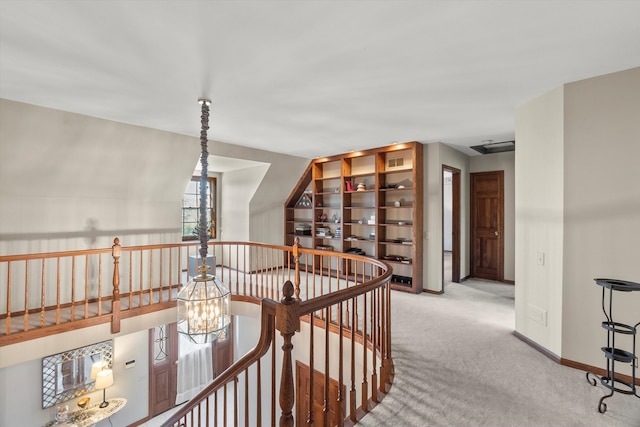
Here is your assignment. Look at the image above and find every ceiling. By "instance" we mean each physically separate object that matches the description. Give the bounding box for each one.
[1,1,639,159]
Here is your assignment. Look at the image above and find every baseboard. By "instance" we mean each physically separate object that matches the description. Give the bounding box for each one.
[512,331,561,363]
[513,331,640,386]
[561,358,640,386]
[460,276,516,285]
[423,288,444,295]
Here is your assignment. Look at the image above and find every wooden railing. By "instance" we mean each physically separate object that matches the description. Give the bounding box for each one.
[0,238,393,426]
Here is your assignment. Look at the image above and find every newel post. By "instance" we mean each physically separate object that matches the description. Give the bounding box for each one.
[277,280,300,427]
[111,237,121,333]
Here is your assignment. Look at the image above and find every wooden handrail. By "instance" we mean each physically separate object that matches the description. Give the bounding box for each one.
[1,238,394,426]
[161,298,277,427]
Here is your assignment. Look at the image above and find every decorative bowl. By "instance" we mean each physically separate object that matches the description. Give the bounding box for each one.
[77,397,90,409]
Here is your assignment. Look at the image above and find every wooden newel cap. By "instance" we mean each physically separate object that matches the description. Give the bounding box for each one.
[112,238,121,258]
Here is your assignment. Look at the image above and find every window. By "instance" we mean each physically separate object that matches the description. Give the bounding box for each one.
[182,176,216,241]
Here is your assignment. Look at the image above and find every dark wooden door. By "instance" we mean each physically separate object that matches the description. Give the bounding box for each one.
[149,323,178,418]
[212,322,234,376]
[296,361,344,426]
[471,171,504,281]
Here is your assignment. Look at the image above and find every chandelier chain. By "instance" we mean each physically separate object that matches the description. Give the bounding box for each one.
[199,100,210,262]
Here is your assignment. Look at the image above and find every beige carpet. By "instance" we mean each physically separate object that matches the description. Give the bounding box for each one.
[358,279,640,427]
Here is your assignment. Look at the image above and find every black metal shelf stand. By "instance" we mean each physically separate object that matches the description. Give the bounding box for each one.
[586,278,640,413]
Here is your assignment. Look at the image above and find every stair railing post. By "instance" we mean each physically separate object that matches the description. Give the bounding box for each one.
[277,280,300,427]
[111,237,121,333]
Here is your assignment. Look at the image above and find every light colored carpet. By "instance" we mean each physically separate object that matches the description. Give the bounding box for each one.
[358,279,640,427]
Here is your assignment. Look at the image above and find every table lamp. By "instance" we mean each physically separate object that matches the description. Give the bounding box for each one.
[95,369,114,408]
[90,360,108,380]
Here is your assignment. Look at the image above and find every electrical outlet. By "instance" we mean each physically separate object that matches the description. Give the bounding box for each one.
[536,252,545,266]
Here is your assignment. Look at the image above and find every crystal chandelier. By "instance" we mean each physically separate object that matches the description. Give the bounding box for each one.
[176,98,231,344]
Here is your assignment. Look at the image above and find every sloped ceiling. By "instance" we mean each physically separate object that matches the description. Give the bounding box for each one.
[1,1,639,158]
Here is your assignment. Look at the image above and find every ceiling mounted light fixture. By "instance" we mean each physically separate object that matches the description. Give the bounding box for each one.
[470,139,515,155]
[176,98,231,344]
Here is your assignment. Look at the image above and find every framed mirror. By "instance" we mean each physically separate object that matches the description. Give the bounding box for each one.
[42,339,113,408]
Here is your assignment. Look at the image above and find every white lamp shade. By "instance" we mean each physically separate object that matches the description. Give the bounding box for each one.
[90,360,109,379]
[95,369,114,390]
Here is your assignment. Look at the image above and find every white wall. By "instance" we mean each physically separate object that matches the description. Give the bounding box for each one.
[0,308,175,427]
[469,151,516,282]
[515,86,565,356]
[515,67,640,369]
[561,67,640,372]
[208,140,310,246]
[220,165,269,241]
[423,142,470,292]
[0,99,200,255]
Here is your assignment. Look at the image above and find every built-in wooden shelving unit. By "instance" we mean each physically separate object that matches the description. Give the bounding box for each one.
[284,142,423,293]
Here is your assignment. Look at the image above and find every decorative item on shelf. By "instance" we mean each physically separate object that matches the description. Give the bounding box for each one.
[332,213,340,223]
[391,274,413,286]
[394,200,401,207]
[177,99,231,344]
[55,405,69,423]
[295,224,311,236]
[315,245,334,251]
[319,212,328,222]
[77,397,90,409]
[296,192,312,208]
[345,247,366,255]
[95,369,113,408]
[316,227,332,237]
[334,187,340,193]
[345,180,354,192]
[356,182,366,191]
[382,254,410,263]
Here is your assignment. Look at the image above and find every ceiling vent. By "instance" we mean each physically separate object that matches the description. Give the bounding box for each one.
[470,140,515,155]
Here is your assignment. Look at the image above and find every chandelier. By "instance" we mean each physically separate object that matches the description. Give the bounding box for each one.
[176,98,231,344]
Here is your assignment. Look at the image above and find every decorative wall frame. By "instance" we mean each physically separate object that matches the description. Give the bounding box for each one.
[42,340,113,408]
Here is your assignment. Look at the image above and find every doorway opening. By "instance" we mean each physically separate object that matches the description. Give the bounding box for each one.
[442,165,461,289]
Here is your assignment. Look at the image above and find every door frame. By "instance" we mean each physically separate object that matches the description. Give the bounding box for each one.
[442,165,461,285]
